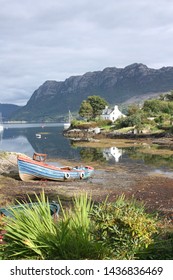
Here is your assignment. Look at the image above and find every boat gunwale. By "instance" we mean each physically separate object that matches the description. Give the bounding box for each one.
[17,155,92,173]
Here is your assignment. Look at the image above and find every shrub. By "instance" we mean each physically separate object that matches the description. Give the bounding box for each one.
[90,195,158,259]
[96,119,112,127]
[71,120,98,129]
[136,231,173,260]
[114,114,142,129]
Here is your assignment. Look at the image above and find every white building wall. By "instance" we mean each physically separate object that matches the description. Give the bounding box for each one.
[101,105,125,122]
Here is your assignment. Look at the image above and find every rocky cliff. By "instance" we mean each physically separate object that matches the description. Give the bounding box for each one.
[10,63,173,121]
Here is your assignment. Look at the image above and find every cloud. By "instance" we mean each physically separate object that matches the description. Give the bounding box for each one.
[1,0,173,105]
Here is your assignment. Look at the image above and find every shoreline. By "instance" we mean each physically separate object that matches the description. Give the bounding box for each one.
[0,151,173,220]
[63,128,173,146]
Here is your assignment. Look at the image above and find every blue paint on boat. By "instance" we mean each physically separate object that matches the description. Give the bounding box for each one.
[17,153,94,181]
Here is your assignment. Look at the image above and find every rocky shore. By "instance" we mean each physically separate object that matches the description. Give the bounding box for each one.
[64,126,171,138]
[63,127,173,146]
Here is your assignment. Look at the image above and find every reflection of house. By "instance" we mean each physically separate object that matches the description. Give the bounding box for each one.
[101,105,125,122]
[102,147,123,162]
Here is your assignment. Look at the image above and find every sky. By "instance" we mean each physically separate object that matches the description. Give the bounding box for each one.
[1,0,173,105]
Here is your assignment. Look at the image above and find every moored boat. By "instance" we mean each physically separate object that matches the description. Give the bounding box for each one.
[17,153,94,182]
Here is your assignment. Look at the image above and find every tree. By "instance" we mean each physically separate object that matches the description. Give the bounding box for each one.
[165,90,173,101]
[143,99,173,115]
[127,104,140,116]
[79,95,108,120]
[159,94,165,101]
[79,100,93,120]
[87,96,108,118]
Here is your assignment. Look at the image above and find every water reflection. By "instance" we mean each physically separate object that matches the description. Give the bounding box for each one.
[0,124,173,172]
[0,129,3,144]
[80,148,106,163]
[102,147,123,162]
[79,147,123,164]
[125,146,173,169]
[0,124,81,160]
[78,144,173,171]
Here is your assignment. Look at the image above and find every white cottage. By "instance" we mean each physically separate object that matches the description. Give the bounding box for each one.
[101,105,125,122]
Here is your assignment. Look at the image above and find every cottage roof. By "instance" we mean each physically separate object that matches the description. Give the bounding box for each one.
[102,107,113,115]
[102,105,122,115]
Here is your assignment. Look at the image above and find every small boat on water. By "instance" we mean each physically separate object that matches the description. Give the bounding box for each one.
[17,153,94,182]
[36,133,41,138]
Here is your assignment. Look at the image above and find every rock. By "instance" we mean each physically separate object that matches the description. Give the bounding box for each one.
[0,152,18,175]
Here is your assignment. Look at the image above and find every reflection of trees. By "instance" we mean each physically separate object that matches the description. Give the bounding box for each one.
[80,147,106,163]
[125,146,173,168]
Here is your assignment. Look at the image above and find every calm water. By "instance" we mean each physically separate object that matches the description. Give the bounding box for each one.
[0,123,80,161]
[0,123,173,173]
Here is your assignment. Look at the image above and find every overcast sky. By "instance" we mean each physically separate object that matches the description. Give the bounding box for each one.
[1,0,173,105]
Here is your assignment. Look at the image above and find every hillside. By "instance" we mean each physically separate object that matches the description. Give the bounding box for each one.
[0,104,21,121]
[10,63,173,122]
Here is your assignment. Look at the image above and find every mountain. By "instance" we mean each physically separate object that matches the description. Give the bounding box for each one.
[0,104,21,121]
[10,63,173,121]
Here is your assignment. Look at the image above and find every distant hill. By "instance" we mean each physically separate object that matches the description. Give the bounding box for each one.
[0,104,21,121]
[10,63,173,122]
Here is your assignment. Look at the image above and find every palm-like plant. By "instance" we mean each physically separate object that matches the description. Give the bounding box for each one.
[2,192,57,259]
[1,191,101,260]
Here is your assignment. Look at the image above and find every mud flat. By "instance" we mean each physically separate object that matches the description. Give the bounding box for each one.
[0,152,173,221]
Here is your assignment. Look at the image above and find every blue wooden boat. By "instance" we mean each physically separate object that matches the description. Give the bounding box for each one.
[17,153,94,182]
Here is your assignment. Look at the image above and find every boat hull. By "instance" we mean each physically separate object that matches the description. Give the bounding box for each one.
[0,201,60,218]
[63,123,71,130]
[17,155,94,182]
